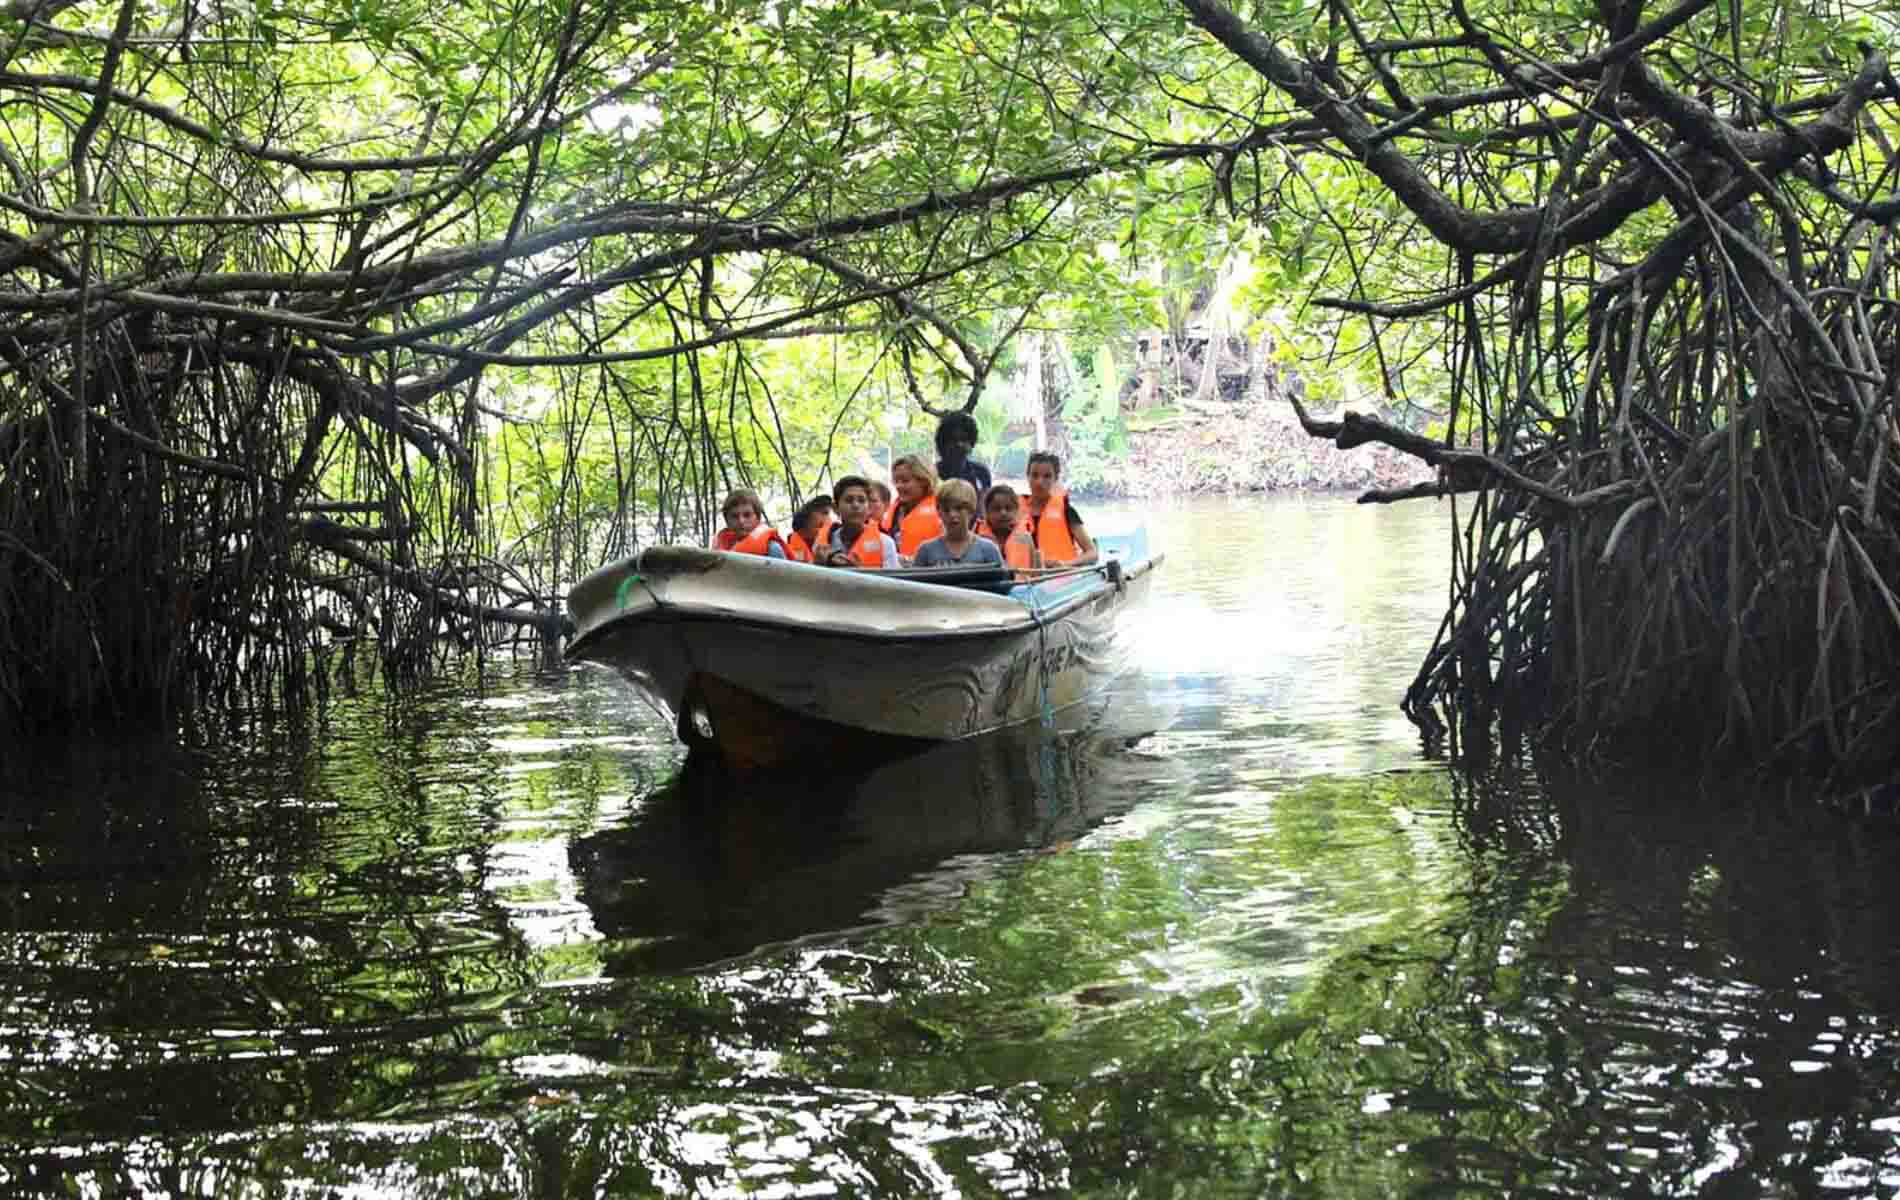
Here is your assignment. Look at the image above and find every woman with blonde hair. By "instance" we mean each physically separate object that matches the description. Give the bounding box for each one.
[884,454,943,560]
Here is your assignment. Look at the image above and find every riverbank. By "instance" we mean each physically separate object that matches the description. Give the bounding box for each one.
[1093,396,1432,498]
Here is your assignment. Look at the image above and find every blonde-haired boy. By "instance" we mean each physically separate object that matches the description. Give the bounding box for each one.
[912,478,1004,568]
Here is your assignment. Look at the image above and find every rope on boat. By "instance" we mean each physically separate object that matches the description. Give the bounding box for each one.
[614,570,662,612]
[1031,583,1055,729]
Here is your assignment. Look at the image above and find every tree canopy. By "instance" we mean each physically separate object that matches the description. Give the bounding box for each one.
[3,0,1896,772]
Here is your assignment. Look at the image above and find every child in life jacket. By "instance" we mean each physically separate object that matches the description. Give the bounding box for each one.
[711,487,787,558]
[814,496,837,548]
[785,497,833,563]
[913,479,1004,567]
[885,454,944,561]
[981,483,1042,573]
[1024,452,1098,565]
[822,476,899,568]
[868,479,893,533]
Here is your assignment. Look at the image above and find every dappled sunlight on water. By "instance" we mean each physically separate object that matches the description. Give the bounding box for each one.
[3,495,1899,1196]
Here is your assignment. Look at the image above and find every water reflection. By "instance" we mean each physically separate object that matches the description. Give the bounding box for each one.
[0,496,1897,1197]
[1248,764,1900,1196]
[575,722,1176,973]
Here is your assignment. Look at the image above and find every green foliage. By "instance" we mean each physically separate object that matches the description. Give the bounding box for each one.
[971,403,1012,472]
[4,0,1893,729]
[1126,405,1183,433]
[1058,343,1129,490]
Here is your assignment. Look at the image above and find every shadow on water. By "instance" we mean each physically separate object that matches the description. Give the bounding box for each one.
[1454,761,1900,1007]
[1291,762,1900,1196]
[0,737,230,956]
[574,716,1182,975]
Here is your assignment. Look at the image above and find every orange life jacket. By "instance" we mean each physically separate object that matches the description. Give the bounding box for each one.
[1001,530,1038,571]
[838,523,886,567]
[891,495,943,558]
[786,531,816,563]
[714,525,785,556]
[980,523,1038,579]
[817,515,838,548]
[1030,489,1080,563]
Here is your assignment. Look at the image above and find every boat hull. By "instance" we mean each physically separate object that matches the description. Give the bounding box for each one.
[566,544,1156,769]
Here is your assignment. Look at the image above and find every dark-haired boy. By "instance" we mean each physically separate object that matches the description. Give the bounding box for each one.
[785,497,833,563]
[824,476,899,568]
[712,487,787,558]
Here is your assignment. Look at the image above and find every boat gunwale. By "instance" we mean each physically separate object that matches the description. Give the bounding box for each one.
[566,552,1162,661]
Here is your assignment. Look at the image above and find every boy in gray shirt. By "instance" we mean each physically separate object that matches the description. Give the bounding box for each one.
[913,479,1004,567]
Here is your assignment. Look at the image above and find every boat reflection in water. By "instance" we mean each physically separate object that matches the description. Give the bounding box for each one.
[571,688,1180,974]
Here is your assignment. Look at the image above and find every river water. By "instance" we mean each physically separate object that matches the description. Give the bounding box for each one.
[3,494,1897,1197]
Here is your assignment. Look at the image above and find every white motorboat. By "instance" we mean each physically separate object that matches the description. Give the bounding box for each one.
[565,534,1162,770]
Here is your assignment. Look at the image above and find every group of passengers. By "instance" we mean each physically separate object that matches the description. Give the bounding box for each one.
[710,411,1099,572]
